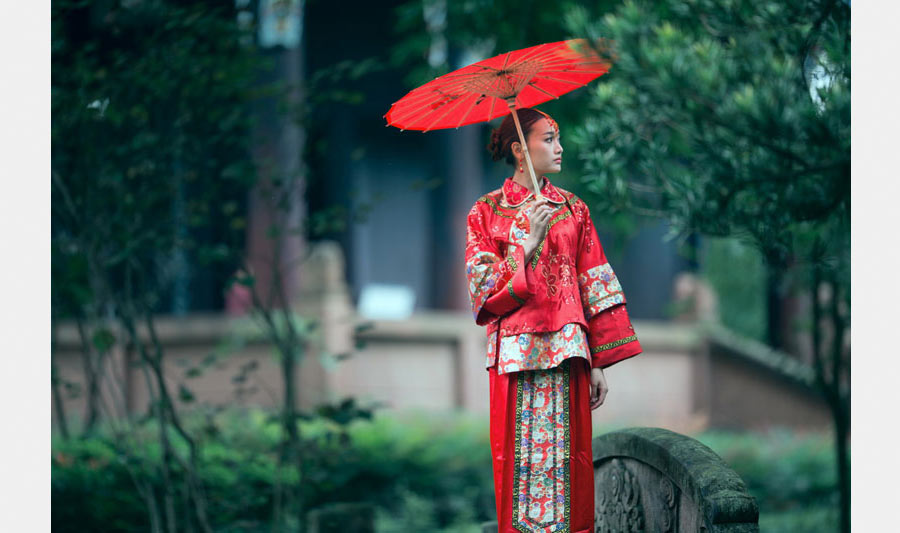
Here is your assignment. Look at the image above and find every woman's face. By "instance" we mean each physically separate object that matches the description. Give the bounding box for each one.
[523,118,563,175]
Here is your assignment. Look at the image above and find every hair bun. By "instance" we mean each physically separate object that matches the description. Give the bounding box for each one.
[486,108,550,166]
[487,128,504,161]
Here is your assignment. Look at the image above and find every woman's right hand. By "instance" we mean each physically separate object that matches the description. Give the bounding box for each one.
[524,199,554,260]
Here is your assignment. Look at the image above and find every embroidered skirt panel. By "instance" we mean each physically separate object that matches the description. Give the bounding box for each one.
[489,359,595,533]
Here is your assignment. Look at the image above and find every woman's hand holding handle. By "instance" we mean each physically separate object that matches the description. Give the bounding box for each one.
[523,199,554,262]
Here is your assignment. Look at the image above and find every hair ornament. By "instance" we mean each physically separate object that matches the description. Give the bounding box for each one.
[534,109,558,133]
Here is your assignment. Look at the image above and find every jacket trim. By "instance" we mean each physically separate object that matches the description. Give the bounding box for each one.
[477,194,516,218]
[507,280,526,305]
[502,176,567,207]
[590,334,638,354]
[506,253,518,271]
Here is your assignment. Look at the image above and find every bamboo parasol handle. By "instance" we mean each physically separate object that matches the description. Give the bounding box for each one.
[507,98,543,201]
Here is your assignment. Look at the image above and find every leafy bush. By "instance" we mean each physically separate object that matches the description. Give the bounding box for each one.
[52,408,495,532]
[52,437,148,532]
[698,429,840,533]
[52,411,837,532]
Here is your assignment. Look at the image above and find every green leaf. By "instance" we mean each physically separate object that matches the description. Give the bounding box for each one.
[178,384,195,404]
[91,328,116,353]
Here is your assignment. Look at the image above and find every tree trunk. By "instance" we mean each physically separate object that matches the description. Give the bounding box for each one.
[50,322,71,440]
[834,401,850,533]
[75,316,104,436]
[51,364,71,440]
[145,315,214,533]
[282,343,305,531]
[765,266,783,350]
[119,310,214,533]
[829,277,850,533]
[810,247,850,533]
[248,2,308,528]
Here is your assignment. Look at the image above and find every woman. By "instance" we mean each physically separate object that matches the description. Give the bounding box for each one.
[465,108,642,533]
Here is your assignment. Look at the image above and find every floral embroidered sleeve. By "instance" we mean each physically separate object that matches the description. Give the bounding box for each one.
[465,203,534,326]
[573,199,643,369]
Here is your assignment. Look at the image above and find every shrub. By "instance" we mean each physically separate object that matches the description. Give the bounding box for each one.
[697,429,839,533]
[52,411,838,532]
[52,409,495,531]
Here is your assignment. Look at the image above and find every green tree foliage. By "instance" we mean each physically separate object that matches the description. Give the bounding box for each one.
[52,2,381,528]
[392,0,616,83]
[565,1,850,530]
[52,0,258,314]
[52,2,261,530]
[567,0,849,265]
[701,237,767,342]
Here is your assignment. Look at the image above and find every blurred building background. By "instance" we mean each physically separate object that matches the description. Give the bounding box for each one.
[51,0,831,435]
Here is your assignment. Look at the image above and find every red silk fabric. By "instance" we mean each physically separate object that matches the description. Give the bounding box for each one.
[466,177,642,371]
[489,358,595,532]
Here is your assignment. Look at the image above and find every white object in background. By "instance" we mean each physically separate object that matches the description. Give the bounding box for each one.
[358,284,416,321]
[258,0,303,49]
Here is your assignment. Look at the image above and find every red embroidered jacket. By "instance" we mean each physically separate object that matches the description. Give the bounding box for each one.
[465,177,642,370]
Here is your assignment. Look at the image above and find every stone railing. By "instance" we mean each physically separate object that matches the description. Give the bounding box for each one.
[482,427,759,533]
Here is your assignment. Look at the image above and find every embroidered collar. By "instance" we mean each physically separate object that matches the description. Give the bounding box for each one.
[502,176,566,207]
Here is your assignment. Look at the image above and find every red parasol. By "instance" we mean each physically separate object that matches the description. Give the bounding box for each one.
[384,39,612,199]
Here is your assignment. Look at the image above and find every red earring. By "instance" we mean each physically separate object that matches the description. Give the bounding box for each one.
[519,161,524,173]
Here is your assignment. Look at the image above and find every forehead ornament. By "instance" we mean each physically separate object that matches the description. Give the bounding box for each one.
[534,109,558,133]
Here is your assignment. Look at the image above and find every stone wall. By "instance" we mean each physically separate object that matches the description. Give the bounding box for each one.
[50,314,832,434]
[51,244,831,433]
[702,328,830,430]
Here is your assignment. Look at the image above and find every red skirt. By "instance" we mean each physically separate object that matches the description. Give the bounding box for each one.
[489,358,594,533]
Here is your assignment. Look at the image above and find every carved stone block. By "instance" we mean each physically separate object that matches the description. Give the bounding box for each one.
[592,428,758,532]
